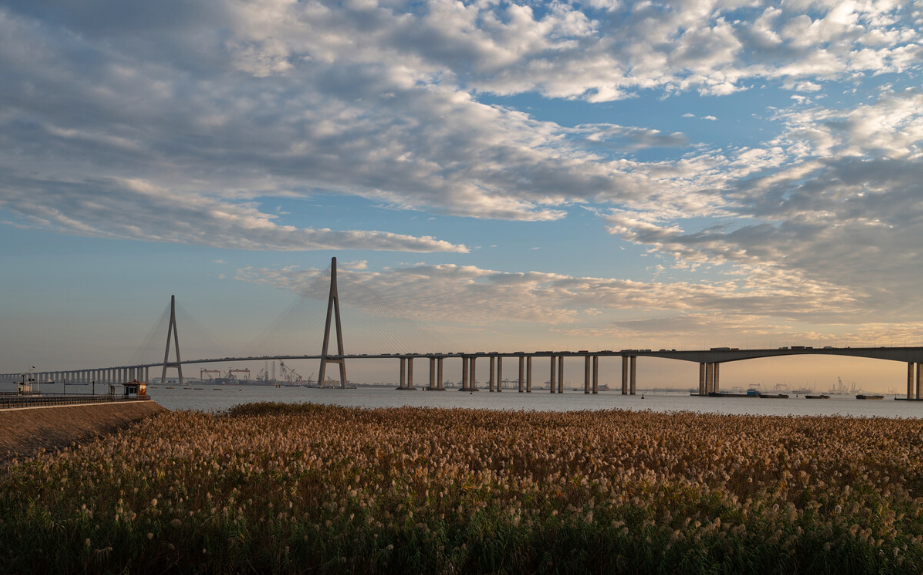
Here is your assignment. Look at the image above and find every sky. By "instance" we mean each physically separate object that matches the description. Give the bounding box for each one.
[1,0,922,391]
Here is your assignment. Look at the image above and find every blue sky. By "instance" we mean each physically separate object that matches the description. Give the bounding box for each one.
[2,0,923,390]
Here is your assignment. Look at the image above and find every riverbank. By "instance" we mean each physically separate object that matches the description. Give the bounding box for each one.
[0,400,166,466]
[2,402,922,573]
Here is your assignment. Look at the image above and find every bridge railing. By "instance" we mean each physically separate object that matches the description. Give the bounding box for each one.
[0,395,152,410]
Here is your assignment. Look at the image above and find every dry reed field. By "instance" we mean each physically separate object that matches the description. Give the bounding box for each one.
[2,402,923,574]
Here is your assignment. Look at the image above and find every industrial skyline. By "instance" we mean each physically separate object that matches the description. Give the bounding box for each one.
[2,0,922,390]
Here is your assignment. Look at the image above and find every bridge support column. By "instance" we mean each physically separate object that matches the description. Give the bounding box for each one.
[518,356,524,393]
[909,363,916,399]
[526,356,532,393]
[489,356,496,392]
[705,363,714,394]
[699,363,706,395]
[917,363,922,400]
[629,356,637,395]
[407,358,414,390]
[549,356,556,394]
[428,357,436,390]
[584,356,591,394]
[592,356,599,394]
[497,356,503,392]
[470,357,477,391]
[558,355,565,393]
[714,363,720,393]
[461,357,469,391]
[437,357,444,390]
[621,356,628,395]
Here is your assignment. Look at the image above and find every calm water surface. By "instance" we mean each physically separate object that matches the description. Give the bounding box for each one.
[4,382,921,418]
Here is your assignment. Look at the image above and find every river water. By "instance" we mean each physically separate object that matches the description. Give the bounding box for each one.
[4,381,914,418]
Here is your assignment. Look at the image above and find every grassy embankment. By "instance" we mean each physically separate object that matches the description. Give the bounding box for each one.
[0,400,165,466]
[2,402,923,573]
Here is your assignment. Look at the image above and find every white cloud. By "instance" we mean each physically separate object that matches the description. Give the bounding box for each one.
[599,89,923,323]
[236,261,857,326]
[0,176,468,252]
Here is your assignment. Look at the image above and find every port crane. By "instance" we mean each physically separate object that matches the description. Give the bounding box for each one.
[200,369,221,381]
[278,361,304,385]
[227,368,250,382]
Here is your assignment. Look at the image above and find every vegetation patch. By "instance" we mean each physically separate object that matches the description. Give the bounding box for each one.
[2,402,923,573]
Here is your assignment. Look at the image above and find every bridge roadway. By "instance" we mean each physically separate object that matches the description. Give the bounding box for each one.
[5,346,923,399]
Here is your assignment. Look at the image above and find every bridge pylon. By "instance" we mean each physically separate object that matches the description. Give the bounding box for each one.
[161,295,184,386]
[318,257,348,389]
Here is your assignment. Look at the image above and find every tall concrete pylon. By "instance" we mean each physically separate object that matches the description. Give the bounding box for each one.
[161,295,184,385]
[318,257,348,389]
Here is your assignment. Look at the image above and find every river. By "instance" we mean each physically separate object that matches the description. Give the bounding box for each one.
[4,381,917,418]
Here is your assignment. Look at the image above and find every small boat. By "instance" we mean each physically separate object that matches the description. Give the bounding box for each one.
[856,394,884,400]
[760,394,789,399]
[805,394,830,399]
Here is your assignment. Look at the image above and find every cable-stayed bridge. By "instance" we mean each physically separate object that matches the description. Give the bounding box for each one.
[4,257,923,399]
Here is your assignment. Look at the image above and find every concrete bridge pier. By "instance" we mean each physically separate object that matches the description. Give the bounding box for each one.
[560,355,566,392]
[470,357,477,391]
[497,356,503,392]
[629,356,637,395]
[407,358,414,390]
[518,356,525,392]
[526,356,532,393]
[714,363,720,393]
[621,356,628,395]
[437,357,444,390]
[397,357,406,390]
[461,356,469,391]
[549,356,556,394]
[698,363,706,395]
[705,363,714,393]
[592,356,599,394]
[427,357,436,390]
[917,363,921,399]
[584,356,591,394]
[909,363,916,399]
[489,356,496,392]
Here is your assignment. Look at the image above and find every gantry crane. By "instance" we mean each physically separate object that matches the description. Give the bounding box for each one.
[200,369,221,381]
[228,368,250,382]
